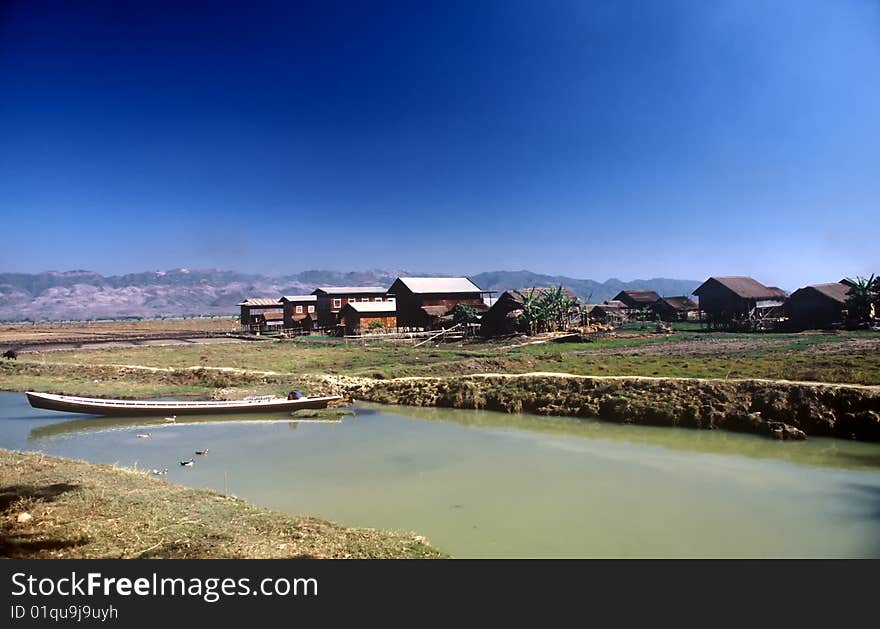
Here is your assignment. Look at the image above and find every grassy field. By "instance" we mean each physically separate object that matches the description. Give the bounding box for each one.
[5,329,879,395]
[0,449,444,558]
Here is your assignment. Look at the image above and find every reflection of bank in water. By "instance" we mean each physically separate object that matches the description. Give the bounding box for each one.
[358,402,880,472]
[28,407,354,440]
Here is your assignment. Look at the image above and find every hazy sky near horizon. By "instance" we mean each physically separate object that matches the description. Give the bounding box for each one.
[1,0,878,290]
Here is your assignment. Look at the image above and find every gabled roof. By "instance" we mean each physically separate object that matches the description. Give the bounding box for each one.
[238,298,283,307]
[612,290,661,306]
[392,277,483,294]
[656,296,697,311]
[341,301,397,314]
[793,282,851,304]
[312,286,387,295]
[693,277,788,300]
[280,295,317,303]
[590,300,627,312]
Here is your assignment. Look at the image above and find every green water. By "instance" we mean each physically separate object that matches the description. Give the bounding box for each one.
[2,392,879,557]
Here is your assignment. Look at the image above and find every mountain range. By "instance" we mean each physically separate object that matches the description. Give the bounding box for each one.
[0,269,701,321]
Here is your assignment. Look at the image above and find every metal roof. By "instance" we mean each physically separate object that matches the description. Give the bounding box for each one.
[280,295,317,302]
[238,298,283,307]
[694,277,788,300]
[342,301,397,314]
[312,286,387,295]
[394,277,483,294]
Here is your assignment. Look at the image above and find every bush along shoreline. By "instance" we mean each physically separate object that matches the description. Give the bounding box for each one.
[311,373,880,442]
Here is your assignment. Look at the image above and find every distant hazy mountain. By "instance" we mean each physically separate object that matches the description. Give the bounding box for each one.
[0,268,699,321]
[471,271,701,304]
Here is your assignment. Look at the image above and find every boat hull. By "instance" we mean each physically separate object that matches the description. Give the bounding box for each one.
[26,391,343,416]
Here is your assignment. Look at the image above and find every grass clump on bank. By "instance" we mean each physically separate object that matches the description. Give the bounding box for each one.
[0,449,445,559]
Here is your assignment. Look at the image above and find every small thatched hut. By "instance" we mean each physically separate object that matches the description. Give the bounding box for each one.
[650,296,698,322]
[785,282,851,330]
[480,287,579,337]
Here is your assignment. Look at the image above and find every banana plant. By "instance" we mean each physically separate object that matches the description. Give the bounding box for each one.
[845,274,879,323]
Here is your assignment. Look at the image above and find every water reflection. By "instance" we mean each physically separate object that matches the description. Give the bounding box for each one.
[28,410,348,440]
[367,403,880,472]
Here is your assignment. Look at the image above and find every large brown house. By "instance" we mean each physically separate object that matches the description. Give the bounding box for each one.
[388,277,489,329]
[785,282,851,330]
[311,287,389,329]
[337,301,397,335]
[238,298,284,331]
[693,276,788,328]
[280,295,318,331]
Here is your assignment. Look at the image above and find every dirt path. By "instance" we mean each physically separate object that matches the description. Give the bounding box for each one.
[26,360,284,377]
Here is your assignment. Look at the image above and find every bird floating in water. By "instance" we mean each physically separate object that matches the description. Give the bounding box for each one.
[151,468,168,475]
[163,415,177,423]
[136,433,151,439]
[179,459,194,467]
[195,449,209,456]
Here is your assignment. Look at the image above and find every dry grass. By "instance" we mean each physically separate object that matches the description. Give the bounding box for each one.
[0,328,877,408]
[0,449,445,559]
[0,318,240,345]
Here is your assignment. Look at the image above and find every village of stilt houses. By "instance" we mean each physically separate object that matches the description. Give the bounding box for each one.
[238,274,878,340]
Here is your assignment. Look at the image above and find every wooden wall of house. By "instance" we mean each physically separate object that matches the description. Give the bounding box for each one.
[395,292,484,328]
[240,306,283,327]
[696,284,751,319]
[786,291,845,330]
[315,293,388,328]
[283,302,316,328]
[340,313,397,335]
[651,303,691,322]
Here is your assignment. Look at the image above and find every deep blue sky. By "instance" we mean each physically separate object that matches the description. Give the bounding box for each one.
[1,0,878,289]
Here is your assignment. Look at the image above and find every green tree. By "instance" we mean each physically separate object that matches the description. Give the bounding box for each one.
[452,304,479,325]
[845,274,879,324]
[514,286,575,334]
[513,288,543,335]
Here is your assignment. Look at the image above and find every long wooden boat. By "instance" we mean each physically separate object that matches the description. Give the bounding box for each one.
[26,391,343,417]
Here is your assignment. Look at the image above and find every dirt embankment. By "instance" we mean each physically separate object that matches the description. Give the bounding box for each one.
[310,373,880,442]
